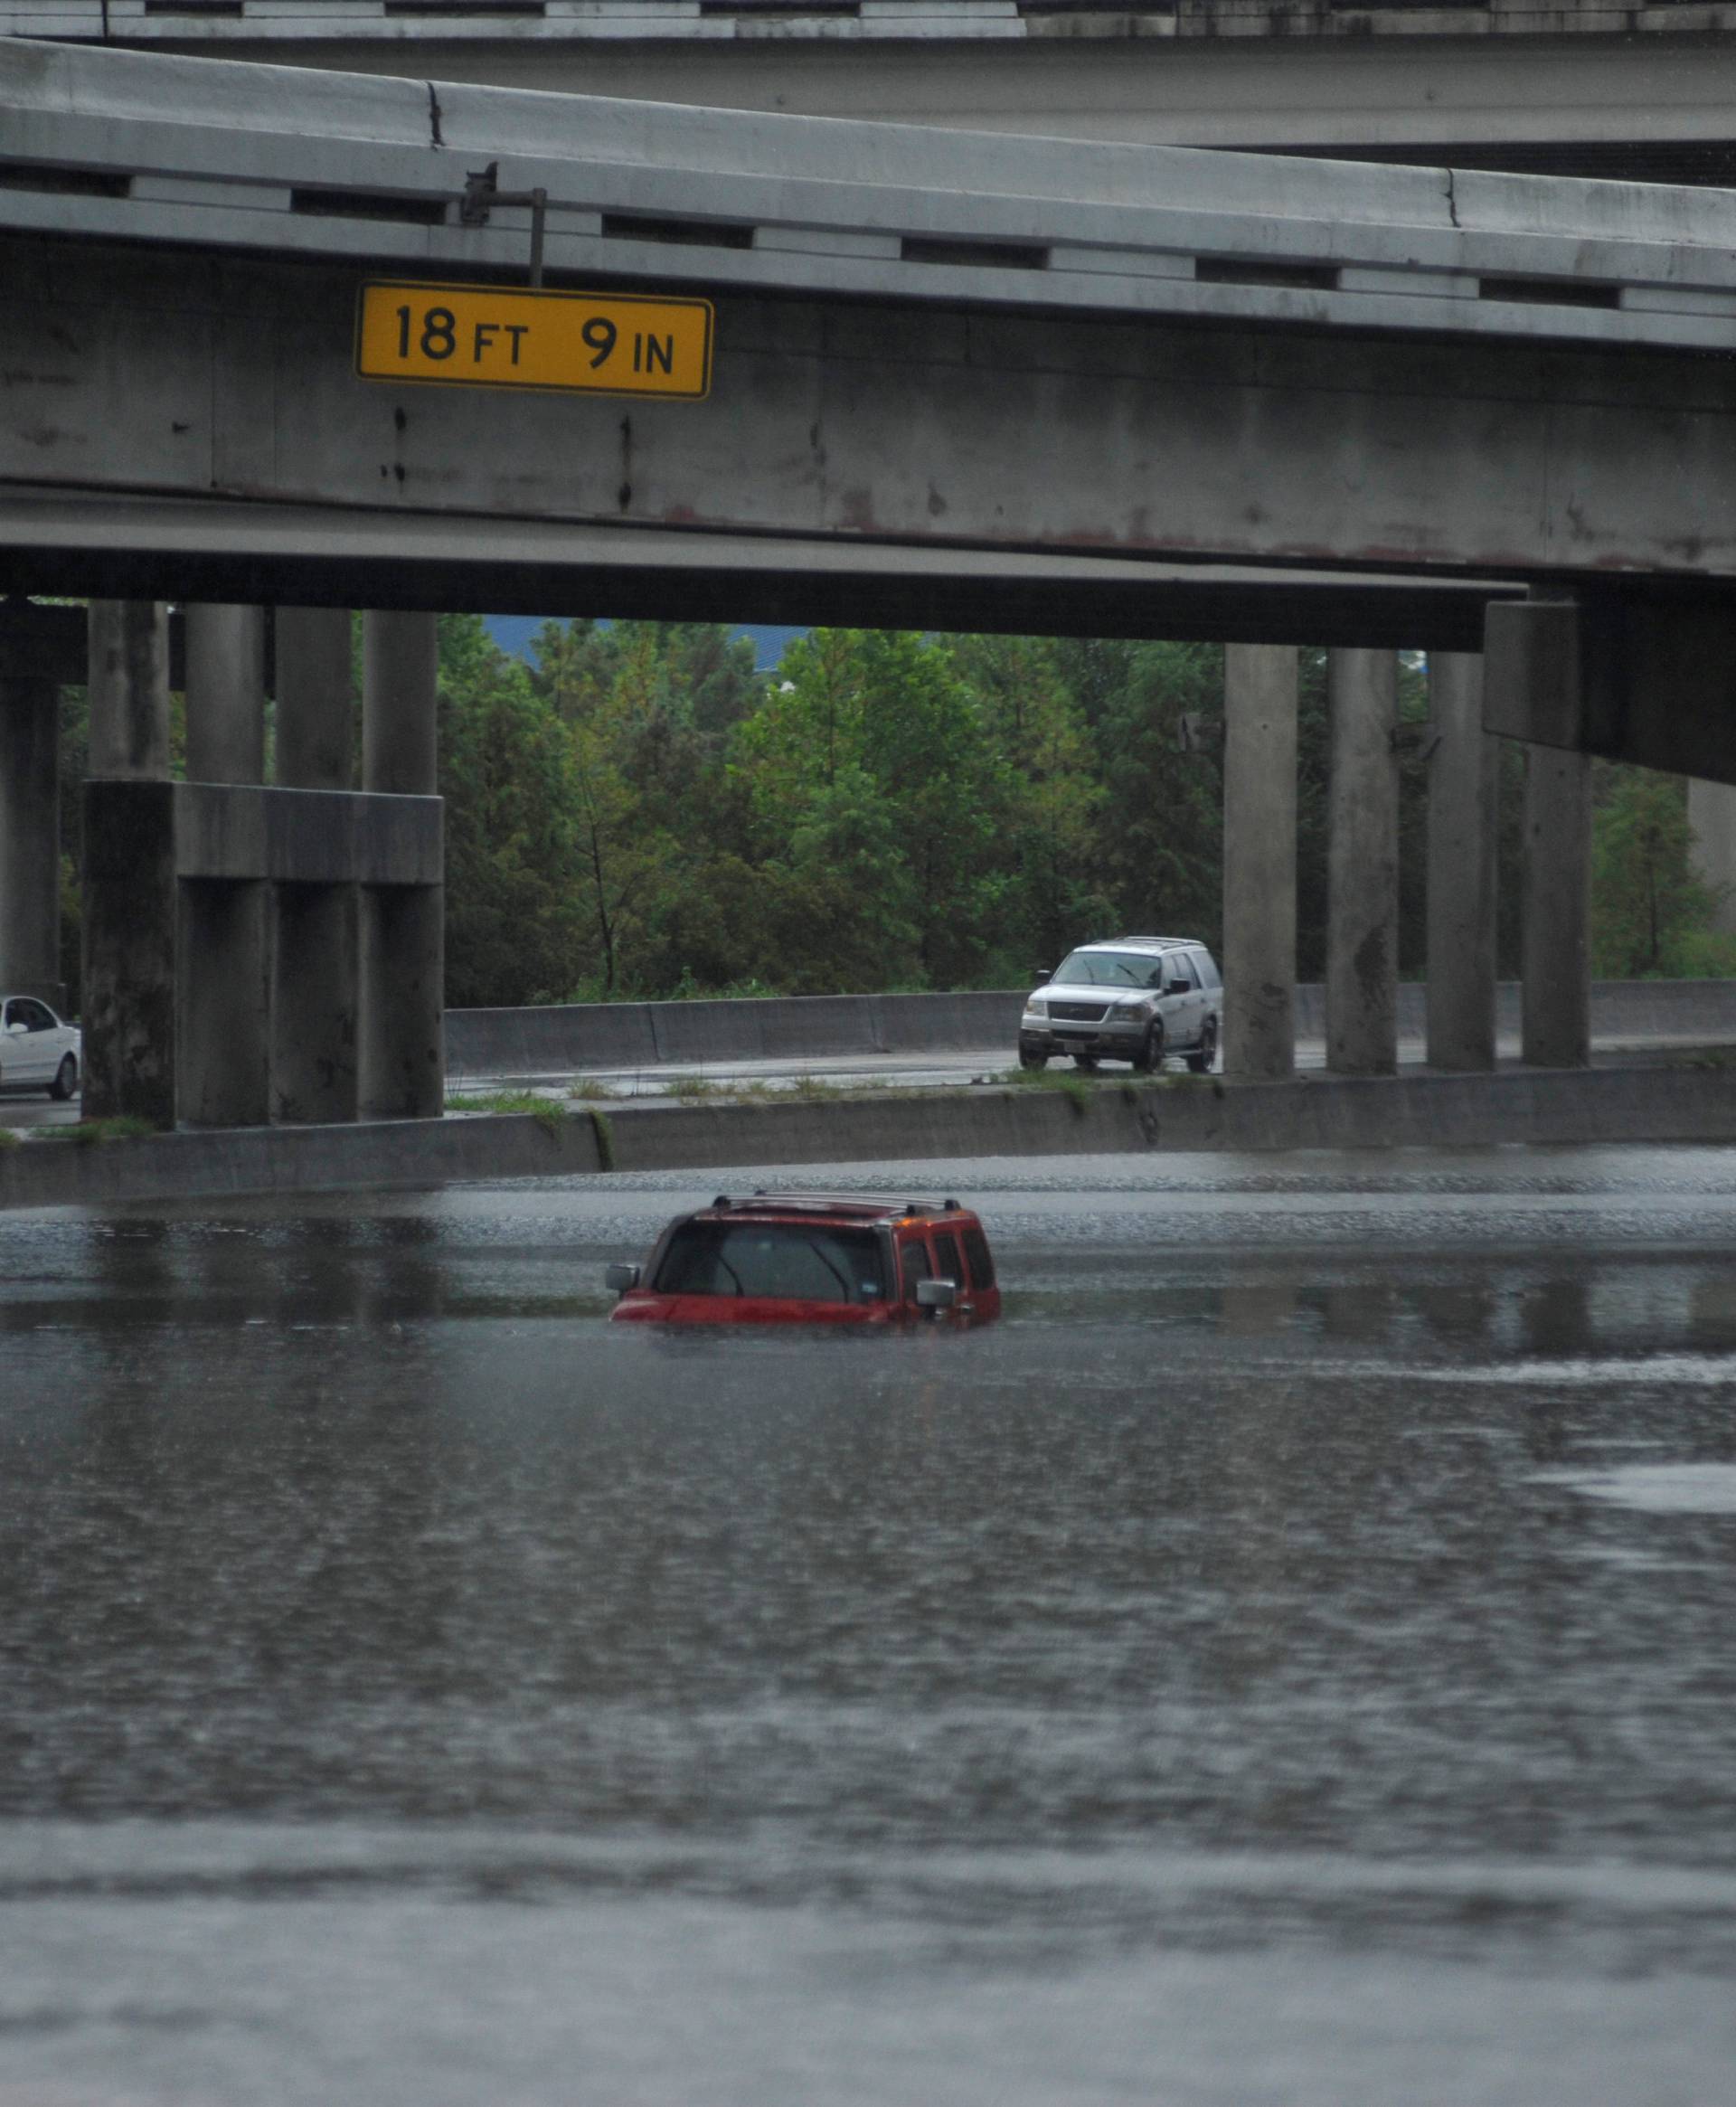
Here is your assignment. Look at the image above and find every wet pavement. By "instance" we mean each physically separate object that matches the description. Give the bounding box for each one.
[4,1146,1736,2104]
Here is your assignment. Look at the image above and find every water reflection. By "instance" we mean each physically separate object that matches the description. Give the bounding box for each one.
[5,1154,1736,2102]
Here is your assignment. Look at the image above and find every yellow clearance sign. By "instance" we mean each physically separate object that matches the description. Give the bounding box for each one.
[355,282,713,400]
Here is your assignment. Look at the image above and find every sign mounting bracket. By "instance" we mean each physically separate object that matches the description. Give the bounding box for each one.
[459,161,549,289]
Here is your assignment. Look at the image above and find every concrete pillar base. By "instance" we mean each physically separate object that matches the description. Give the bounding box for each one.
[178,881,269,1127]
[271,883,359,1125]
[1222,643,1298,1081]
[359,885,444,1120]
[81,779,176,1126]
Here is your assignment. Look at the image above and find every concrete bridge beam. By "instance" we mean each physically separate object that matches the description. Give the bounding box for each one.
[1222,643,1297,1082]
[1426,653,1499,1072]
[1326,647,1399,1076]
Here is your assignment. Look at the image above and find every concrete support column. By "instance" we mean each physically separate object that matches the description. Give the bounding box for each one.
[1687,778,1736,936]
[362,610,439,795]
[358,886,444,1120]
[1426,653,1498,1072]
[83,604,174,1124]
[1521,748,1592,1068]
[88,600,170,778]
[271,607,357,1124]
[275,607,354,790]
[177,883,270,1127]
[1326,648,1399,1075]
[182,605,269,1125]
[184,603,266,786]
[0,631,62,1007]
[1222,643,1297,1081]
[361,611,442,1120]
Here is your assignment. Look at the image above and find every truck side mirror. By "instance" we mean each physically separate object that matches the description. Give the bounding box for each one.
[604,1263,641,1294]
[915,1278,957,1311]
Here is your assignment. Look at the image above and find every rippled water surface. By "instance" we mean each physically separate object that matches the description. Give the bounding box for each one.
[4,1147,1736,2104]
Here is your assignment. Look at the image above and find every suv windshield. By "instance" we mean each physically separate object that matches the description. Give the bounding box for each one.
[1052,950,1165,989]
[654,1222,890,1303]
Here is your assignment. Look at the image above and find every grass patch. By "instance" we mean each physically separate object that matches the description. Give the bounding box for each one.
[588,1106,616,1171]
[0,1127,18,1150]
[566,1076,619,1101]
[44,1115,161,1146]
[995,1065,1095,1113]
[446,1089,550,1116]
[530,1100,569,1140]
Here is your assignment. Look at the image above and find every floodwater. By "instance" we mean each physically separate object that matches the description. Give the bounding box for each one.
[4,1147,1736,2106]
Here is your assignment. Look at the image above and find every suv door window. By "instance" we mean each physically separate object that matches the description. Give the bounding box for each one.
[933,1230,966,1287]
[1165,955,1198,991]
[900,1236,934,1303]
[14,1000,54,1033]
[1194,950,1222,991]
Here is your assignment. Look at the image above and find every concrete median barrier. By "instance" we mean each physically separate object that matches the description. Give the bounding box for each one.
[445,981,1736,1081]
[7,1062,1736,1211]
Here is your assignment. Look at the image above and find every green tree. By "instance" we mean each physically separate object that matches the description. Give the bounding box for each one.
[1590,764,1725,978]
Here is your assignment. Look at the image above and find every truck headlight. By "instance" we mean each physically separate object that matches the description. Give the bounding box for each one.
[1024,999,1048,1020]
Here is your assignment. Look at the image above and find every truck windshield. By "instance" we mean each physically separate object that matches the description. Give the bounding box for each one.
[654,1222,890,1303]
[1052,950,1165,989]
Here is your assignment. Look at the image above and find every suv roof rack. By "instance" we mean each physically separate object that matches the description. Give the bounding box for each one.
[736,1189,964,1216]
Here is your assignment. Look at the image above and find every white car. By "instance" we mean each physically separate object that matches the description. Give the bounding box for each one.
[0,996,81,1100]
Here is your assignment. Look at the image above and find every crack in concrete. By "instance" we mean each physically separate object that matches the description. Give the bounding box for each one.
[427,81,445,150]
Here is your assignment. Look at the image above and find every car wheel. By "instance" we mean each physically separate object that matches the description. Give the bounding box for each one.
[1018,1047,1047,1071]
[1131,1021,1165,1074]
[50,1054,78,1101]
[1071,1051,1099,1072]
[1185,1016,1218,1074]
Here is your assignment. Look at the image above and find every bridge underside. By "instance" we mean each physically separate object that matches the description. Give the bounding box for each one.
[8,237,1735,591]
[0,488,1508,654]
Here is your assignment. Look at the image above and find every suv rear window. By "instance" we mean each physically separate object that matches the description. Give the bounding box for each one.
[655,1222,889,1304]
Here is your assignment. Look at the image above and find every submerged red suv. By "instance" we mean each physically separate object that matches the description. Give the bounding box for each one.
[606,1192,1001,1327]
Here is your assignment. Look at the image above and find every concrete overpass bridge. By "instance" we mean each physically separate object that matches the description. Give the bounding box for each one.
[11,0,1736,187]
[3,35,1735,1129]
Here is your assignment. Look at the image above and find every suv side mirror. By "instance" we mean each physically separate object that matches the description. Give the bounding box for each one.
[915,1278,958,1311]
[1030,966,1052,983]
[604,1263,641,1294]
[1165,977,1190,996]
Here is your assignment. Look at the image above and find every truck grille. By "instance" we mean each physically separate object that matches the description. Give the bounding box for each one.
[1051,1002,1110,1024]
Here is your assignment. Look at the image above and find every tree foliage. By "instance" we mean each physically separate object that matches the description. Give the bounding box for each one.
[429,618,1736,1004]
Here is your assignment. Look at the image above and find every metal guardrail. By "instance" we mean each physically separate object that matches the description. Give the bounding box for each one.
[5,39,1736,355]
[1,1,1724,42]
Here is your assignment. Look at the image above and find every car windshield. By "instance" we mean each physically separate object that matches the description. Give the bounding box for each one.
[1052,950,1165,989]
[654,1222,890,1303]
